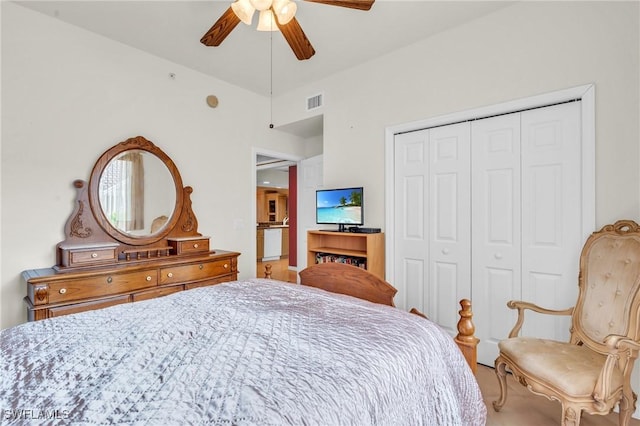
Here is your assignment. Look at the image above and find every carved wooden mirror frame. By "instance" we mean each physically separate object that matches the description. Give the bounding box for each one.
[88,136,184,246]
[55,136,205,271]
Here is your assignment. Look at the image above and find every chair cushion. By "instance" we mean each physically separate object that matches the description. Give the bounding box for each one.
[499,337,624,397]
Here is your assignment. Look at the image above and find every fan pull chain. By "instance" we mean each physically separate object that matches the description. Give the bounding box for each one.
[269,24,274,129]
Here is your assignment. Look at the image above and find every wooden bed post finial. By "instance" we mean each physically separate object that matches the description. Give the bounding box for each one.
[264,264,272,279]
[455,298,479,375]
[456,299,476,342]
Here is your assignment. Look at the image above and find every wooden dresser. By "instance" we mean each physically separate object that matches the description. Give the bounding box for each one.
[24,250,239,321]
[24,136,242,321]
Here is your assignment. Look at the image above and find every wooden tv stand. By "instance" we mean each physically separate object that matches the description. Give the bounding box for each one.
[306,230,384,279]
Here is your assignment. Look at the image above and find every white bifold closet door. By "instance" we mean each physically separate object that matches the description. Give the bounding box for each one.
[394,101,582,366]
[393,122,471,337]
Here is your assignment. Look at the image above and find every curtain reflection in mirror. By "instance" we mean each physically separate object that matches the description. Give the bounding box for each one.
[100,152,145,231]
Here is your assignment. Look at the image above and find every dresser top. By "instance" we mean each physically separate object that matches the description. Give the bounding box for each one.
[23,249,240,283]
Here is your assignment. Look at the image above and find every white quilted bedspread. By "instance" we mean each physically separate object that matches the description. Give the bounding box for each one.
[0,279,486,425]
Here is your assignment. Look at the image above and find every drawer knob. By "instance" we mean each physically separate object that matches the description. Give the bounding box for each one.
[224,263,229,269]
[199,264,204,270]
[106,276,113,284]
[146,276,152,281]
[59,288,67,294]
[193,243,199,248]
[91,252,98,258]
[167,272,173,278]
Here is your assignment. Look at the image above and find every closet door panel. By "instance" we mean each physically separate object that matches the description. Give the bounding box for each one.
[428,123,471,333]
[394,130,429,311]
[482,267,517,344]
[471,113,522,366]
[520,102,582,340]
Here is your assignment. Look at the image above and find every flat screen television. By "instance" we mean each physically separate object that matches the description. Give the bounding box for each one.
[316,187,364,232]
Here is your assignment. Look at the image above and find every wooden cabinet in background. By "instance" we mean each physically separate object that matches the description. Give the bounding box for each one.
[257,228,264,260]
[257,187,288,223]
[266,194,288,222]
[267,194,278,222]
[257,190,267,222]
[307,231,384,279]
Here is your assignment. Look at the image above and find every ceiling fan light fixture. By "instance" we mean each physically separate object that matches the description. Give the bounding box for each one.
[257,9,278,31]
[231,0,255,25]
[249,0,273,11]
[203,0,375,60]
[273,0,296,25]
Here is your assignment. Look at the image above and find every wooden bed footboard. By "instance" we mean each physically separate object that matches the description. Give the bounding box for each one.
[264,263,479,374]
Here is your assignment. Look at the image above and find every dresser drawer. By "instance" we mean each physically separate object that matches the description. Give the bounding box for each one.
[48,295,130,318]
[184,274,237,290]
[70,248,116,265]
[160,259,233,285]
[58,243,119,267]
[168,237,210,255]
[48,269,157,304]
[132,284,183,302]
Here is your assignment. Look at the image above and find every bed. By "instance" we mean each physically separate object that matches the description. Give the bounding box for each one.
[2,262,486,424]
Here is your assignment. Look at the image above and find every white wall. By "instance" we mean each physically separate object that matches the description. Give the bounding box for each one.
[0,3,308,329]
[303,134,323,158]
[274,1,640,230]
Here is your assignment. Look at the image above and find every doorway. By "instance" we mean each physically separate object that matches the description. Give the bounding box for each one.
[255,151,298,282]
[253,115,324,280]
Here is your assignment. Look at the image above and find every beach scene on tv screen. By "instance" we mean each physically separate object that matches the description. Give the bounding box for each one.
[317,188,363,224]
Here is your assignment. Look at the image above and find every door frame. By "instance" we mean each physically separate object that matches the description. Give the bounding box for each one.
[383,84,596,285]
[252,147,303,278]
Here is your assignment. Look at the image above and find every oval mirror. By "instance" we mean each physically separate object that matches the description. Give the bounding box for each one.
[88,136,184,246]
[98,150,176,237]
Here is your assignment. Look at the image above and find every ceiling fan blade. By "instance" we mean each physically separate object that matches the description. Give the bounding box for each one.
[276,16,316,60]
[200,6,241,47]
[303,0,374,11]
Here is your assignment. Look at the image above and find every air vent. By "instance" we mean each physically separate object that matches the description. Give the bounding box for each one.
[306,93,323,111]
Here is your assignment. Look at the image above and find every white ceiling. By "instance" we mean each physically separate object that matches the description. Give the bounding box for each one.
[15,1,514,98]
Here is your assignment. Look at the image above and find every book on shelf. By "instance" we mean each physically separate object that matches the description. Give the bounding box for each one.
[315,253,367,269]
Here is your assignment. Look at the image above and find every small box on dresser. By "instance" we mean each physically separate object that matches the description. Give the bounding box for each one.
[58,242,120,268]
[167,236,210,255]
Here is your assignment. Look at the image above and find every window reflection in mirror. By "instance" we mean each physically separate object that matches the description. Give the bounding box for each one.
[99,150,176,237]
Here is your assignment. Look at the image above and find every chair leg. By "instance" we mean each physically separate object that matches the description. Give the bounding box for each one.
[492,356,508,412]
[561,404,581,426]
[618,389,637,426]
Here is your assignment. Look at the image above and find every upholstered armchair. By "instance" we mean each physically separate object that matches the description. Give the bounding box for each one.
[493,220,640,426]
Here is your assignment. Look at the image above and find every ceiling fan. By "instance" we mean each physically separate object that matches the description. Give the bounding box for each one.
[200,0,375,60]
